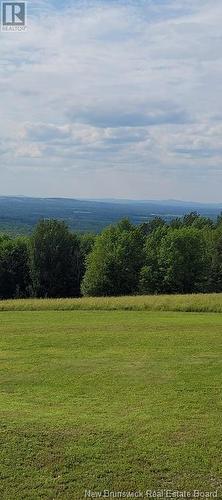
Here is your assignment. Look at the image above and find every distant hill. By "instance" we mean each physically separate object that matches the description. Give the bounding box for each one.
[0,196,221,234]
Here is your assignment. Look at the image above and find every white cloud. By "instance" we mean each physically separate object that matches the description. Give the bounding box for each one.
[1,0,222,200]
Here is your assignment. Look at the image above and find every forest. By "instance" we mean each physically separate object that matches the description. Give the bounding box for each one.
[1,212,222,299]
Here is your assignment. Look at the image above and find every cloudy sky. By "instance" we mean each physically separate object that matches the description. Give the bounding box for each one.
[1,0,222,201]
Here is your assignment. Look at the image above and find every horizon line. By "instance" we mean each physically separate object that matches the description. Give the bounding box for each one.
[0,194,222,206]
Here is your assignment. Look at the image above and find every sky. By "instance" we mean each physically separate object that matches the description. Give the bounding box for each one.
[1,0,222,201]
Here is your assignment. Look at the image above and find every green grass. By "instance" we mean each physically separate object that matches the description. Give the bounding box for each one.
[0,308,222,499]
[1,293,222,312]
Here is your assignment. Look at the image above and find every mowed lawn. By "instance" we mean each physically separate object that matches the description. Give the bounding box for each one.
[0,309,222,499]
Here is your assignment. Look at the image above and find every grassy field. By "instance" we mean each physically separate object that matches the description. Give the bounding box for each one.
[0,303,222,498]
[1,293,222,312]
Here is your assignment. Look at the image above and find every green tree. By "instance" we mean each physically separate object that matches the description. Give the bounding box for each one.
[216,212,222,227]
[77,233,96,288]
[139,217,165,237]
[170,217,182,229]
[209,227,222,292]
[139,226,167,294]
[30,220,80,298]
[182,212,200,226]
[0,237,30,299]
[81,219,144,296]
[159,227,208,293]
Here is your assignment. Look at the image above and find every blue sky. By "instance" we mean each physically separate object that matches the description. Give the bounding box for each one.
[1,0,222,201]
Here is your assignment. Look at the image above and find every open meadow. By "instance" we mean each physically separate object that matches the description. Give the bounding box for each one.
[0,296,222,498]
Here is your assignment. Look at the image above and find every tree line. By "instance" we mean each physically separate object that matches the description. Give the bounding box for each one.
[1,212,222,299]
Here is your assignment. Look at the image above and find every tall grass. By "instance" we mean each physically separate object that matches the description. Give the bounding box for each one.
[0,294,222,312]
